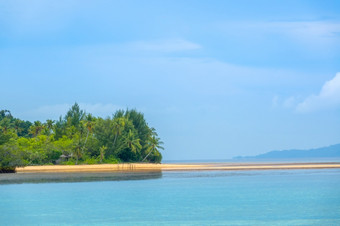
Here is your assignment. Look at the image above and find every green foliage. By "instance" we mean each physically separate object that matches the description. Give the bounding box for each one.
[46,149,62,163]
[103,156,120,164]
[83,157,98,165]
[142,135,164,163]
[99,145,107,163]
[0,128,16,145]
[65,102,85,130]
[0,110,32,139]
[0,103,164,170]
[0,143,27,172]
[60,159,76,165]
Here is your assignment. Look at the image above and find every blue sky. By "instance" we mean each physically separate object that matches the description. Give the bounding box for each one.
[1,0,340,160]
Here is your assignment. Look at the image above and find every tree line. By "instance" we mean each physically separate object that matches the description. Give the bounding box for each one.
[0,103,164,172]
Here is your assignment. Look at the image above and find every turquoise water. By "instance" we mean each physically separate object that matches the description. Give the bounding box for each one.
[1,169,340,225]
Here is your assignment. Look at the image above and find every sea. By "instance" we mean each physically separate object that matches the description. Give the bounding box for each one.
[1,164,340,225]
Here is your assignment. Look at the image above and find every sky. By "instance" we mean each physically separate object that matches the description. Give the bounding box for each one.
[0,0,340,160]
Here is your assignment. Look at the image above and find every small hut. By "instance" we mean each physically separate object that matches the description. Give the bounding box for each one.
[56,154,73,164]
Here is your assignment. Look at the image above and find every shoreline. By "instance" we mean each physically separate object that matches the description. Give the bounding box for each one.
[15,162,340,173]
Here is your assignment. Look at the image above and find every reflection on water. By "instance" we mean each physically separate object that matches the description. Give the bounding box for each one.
[0,171,162,184]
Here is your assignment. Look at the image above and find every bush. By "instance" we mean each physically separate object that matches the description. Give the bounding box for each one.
[103,157,120,164]
[43,162,54,165]
[46,149,62,164]
[60,159,76,165]
[83,158,98,165]
[0,144,26,173]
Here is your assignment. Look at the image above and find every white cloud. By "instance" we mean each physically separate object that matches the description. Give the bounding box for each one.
[296,72,340,113]
[20,103,123,121]
[130,39,201,52]
[283,96,297,109]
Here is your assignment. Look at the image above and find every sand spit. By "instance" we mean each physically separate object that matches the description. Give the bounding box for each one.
[15,162,340,173]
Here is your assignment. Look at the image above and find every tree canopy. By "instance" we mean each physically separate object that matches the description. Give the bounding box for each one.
[0,104,164,171]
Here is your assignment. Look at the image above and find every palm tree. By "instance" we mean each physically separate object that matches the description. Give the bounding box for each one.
[73,137,82,165]
[142,135,164,162]
[99,145,107,163]
[46,119,54,130]
[81,114,95,152]
[53,116,66,140]
[0,117,12,133]
[112,117,125,149]
[0,110,12,119]
[124,129,142,153]
[29,121,44,137]
[14,120,21,135]
[43,119,54,136]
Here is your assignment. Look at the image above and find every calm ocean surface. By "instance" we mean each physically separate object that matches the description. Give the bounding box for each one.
[1,169,340,225]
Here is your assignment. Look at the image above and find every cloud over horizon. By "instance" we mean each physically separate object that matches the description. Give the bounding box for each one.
[296,72,340,113]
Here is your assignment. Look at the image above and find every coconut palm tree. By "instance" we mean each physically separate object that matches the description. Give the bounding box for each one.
[124,129,142,153]
[29,121,44,137]
[73,136,82,165]
[43,119,54,136]
[112,117,125,149]
[99,145,107,163]
[81,114,95,152]
[142,135,164,162]
[0,117,13,133]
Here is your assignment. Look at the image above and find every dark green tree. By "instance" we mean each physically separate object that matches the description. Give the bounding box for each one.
[65,103,85,129]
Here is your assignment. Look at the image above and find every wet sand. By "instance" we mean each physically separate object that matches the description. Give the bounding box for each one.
[15,162,340,173]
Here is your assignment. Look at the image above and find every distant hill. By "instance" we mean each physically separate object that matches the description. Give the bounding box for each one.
[234,143,340,159]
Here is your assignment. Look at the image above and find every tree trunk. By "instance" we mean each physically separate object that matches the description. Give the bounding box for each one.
[112,133,118,149]
[142,148,153,162]
[82,129,89,152]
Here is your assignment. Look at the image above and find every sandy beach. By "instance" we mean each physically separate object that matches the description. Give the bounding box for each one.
[15,162,340,173]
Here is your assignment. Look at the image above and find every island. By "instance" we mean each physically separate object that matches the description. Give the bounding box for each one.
[0,103,163,173]
[234,143,340,160]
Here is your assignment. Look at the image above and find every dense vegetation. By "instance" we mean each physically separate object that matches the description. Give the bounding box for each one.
[0,103,163,171]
